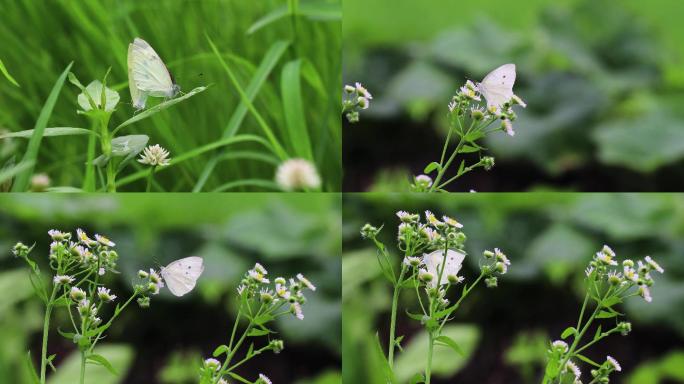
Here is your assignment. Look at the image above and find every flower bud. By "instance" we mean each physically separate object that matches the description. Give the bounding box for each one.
[485,276,498,288]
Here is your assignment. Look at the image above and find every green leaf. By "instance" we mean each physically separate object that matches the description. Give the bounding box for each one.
[0,127,95,139]
[247,1,341,35]
[281,59,313,160]
[252,313,274,326]
[246,328,272,337]
[409,373,425,384]
[0,58,20,87]
[87,354,117,375]
[372,333,396,384]
[435,335,464,356]
[47,354,57,372]
[112,86,208,134]
[458,145,481,154]
[92,135,149,169]
[405,310,426,323]
[576,353,601,367]
[25,351,40,384]
[212,345,229,357]
[424,162,441,174]
[47,345,133,384]
[12,62,73,191]
[561,327,577,339]
[596,310,618,319]
[78,80,119,112]
[602,296,623,307]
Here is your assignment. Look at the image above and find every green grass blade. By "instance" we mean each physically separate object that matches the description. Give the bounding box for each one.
[115,134,272,188]
[205,33,288,160]
[192,40,289,192]
[211,179,280,192]
[0,127,94,139]
[12,62,73,191]
[281,59,313,160]
[247,1,341,35]
[0,160,34,186]
[0,58,20,87]
[112,86,209,135]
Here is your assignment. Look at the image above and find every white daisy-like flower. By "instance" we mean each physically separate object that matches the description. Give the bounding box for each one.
[442,215,463,228]
[511,94,527,108]
[644,256,664,273]
[623,266,638,283]
[502,119,515,137]
[149,269,164,288]
[422,249,465,287]
[415,174,433,188]
[95,234,115,247]
[552,340,569,352]
[48,229,67,241]
[403,256,422,268]
[566,360,581,379]
[296,273,316,291]
[77,228,97,247]
[258,373,272,384]
[253,263,268,276]
[275,158,321,191]
[204,358,221,371]
[355,82,372,100]
[638,285,652,303]
[249,270,270,284]
[217,379,228,384]
[97,287,117,302]
[601,245,616,258]
[292,302,304,320]
[606,356,621,372]
[137,144,170,166]
[495,248,510,265]
[421,226,440,241]
[53,275,75,285]
[70,287,86,301]
[425,210,442,227]
[596,251,618,266]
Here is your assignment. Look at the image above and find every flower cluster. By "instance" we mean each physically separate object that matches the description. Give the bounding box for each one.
[47,228,119,279]
[342,82,372,123]
[275,158,321,191]
[138,144,171,167]
[585,245,664,303]
[134,268,165,308]
[412,76,526,192]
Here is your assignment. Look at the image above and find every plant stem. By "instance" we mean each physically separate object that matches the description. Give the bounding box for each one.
[387,265,407,367]
[99,122,116,193]
[426,332,434,384]
[145,166,156,192]
[40,285,58,384]
[79,352,86,384]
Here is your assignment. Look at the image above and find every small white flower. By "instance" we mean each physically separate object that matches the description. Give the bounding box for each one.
[403,256,422,267]
[138,144,171,166]
[149,269,164,288]
[355,82,372,100]
[511,94,527,108]
[258,373,272,384]
[420,226,439,242]
[623,266,638,283]
[249,270,270,284]
[77,228,97,247]
[70,287,86,301]
[275,158,321,191]
[53,275,74,285]
[502,119,515,137]
[415,174,433,188]
[495,248,510,265]
[97,287,117,302]
[296,273,316,291]
[552,340,569,352]
[425,210,442,227]
[644,256,664,273]
[566,360,581,379]
[422,249,465,287]
[254,263,268,275]
[291,302,304,320]
[638,285,652,303]
[203,358,221,371]
[601,245,616,258]
[606,356,621,372]
[596,251,618,266]
[95,234,115,247]
[98,267,105,276]
[237,284,246,295]
[48,229,67,241]
[585,266,594,277]
[442,215,463,228]
[448,100,458,112]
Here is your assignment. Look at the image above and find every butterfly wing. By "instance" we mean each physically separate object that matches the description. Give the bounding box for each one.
[128,38,175,98]
[127,42,148,110]
[161,256,204,297]
[478,63,516,108]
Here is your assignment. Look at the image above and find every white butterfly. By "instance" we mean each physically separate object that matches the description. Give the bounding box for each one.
[127,37,180,110]
[422,249,465,287]
[476,63,516,109]
[160,256,204,297]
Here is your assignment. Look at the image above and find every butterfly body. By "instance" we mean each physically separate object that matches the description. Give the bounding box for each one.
[127,37,180,110]
[160,256,204,297]
[476,63,516,108]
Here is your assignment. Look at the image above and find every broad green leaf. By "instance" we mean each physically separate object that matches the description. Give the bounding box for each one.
[112,86,208,134]
[0,127,95,139]
[246,328,272,337]
[596,310,618,319]
[12,62,73,191]
[281,59,313,160]
[395,324,480,382]
[47,344,133,384]
[458,145,481,154]
[342,249,381,298]
[78,80,119,112]
[0,58,20,87]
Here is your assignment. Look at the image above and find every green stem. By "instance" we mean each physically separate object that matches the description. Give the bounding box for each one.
[40,286,59,384]
[145,166,156,192]
[387,265,407,367]
[99,122,116,193]
[426,332,434,384]
[79,351,86,384]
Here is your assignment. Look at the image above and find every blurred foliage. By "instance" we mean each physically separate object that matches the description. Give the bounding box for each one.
[343,0,684,191]
[0,0,342,191]
[0,194,341,384]
[343,193,684,383]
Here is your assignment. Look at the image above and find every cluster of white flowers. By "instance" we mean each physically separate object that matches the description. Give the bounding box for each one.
[46,228,119,279]
[138,144,171,167]
[237,263,316,321]
[451,80,526,137]
[134,268,165,307]
[586,245,664,303]
[343,82,372,123]
[275,158,321,191]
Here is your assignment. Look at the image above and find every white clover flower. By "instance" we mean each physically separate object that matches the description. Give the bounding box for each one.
[566,360,581,379]
[606,356,621,372]
[552,340,569,352]
[638,285,652,303]
[70,287,86,301]
[258,373,272,384]
[138,144,170,166]
[644,256,664,273]
[275,158,321,191]
[422,249,465,287]
[53,275,75,285]
[442,215,463,228]
[97,287,117,302]
[296,273,316,291]
[95,234,115,247]
[291,302,304,320]
[355,82,372,100]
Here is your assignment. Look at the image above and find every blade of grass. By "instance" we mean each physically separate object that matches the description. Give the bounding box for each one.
[12,62,73,192]
[115,134,272,188]
[0,58,20,87]
[281,59,313,160]
[211,179,280,192]
[0,127,94,139]
[247,1,341,35]
[193,41,289,192]
[205,33,288,160]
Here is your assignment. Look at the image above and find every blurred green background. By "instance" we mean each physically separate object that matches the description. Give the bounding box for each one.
[343,193,684,383]
[343,0,684,192]
[0,193,341,384]
[0,0,341,191]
